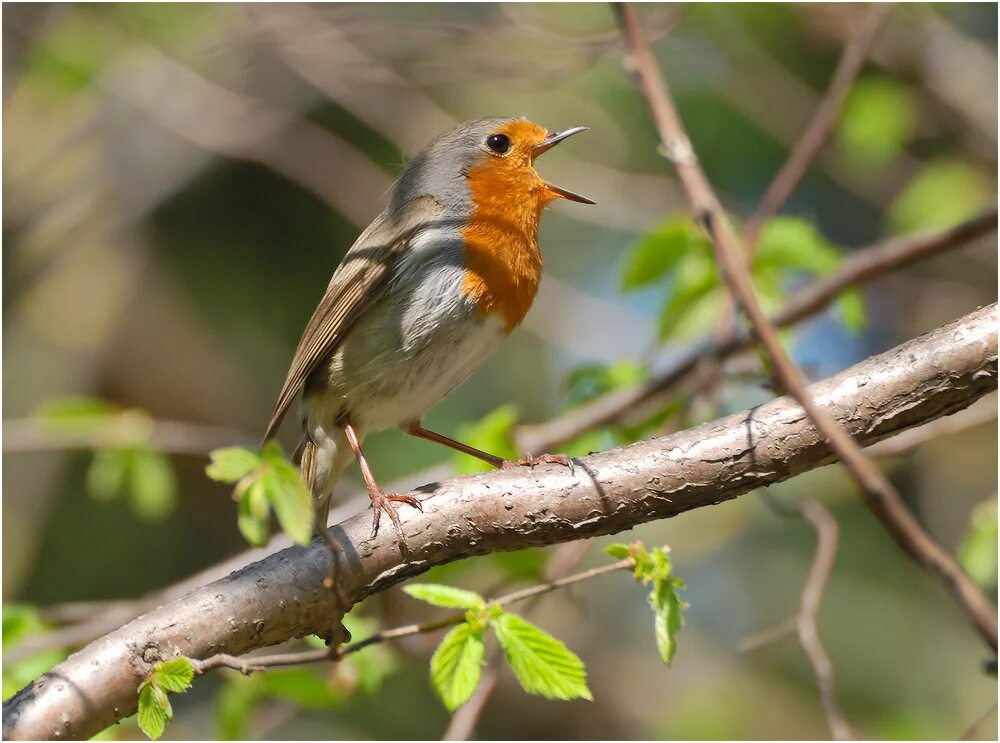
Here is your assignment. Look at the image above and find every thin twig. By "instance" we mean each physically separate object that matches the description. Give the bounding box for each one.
[191,559,634,676]
[615,1,997,652]
[796,500,852,741]
[740,500,852,739]
[742,4,892,248]
[957,702,997,740]
[515,207,998,454]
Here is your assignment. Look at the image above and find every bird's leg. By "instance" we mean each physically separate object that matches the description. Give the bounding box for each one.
[341,417,423,540]
[404,421,574,475]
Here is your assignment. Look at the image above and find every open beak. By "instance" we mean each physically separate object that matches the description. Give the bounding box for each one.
[532,126,595,205]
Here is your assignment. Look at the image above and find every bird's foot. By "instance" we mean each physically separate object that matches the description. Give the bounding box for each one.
[368,490,423,541]
[500,452,575,475]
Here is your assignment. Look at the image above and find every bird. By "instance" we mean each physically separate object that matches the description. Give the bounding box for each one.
[262,116,593,541]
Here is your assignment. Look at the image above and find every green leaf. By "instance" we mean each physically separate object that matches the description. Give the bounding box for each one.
[837,76,917,169]
[888,160,990,235]
[3,604,45,647]
[206,447,260,483]
[430,622,485,711]
[622,215,711,290]
[651,576,686,665]
[563,360,646,409]
[657,253,720,340]
[454,404,520,475]
[129,450,177,522]
[137,683,171,740]
[237,480,271,546]
[959,498,998,588]
[404,584,485,610]
[262,459,313,545]
[34,396,117,432]
[86,449,130,501]
[604,543,631,560]
[493,613,592,702]
[492,549,548,581]
[755,217,840,275]
[215,678,260,740]
[259,668,342,709]
[152,658,193,693]
[836,287,867,333]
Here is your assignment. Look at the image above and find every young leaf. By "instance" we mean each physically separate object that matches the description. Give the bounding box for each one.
[152,658,194,693]
[137,683,171,740]
[837,76,916,169]
[656,253,720,340]
[263,460,313,545]
[604,543,631,560]
[493,613,592,702]
[651,576,686,666]
[404,584,485,610]
[237,480,271,547]
[259,667,343,709]
[430,622,485,711]
[755,217,840,275]
[206,447,260,483]
[622,215,710,290]
[215,679,261,741]
[959,498,998,588]
[129,450,177,522]
[86,449,130,501]
[836,287,867,333]
[888,159,990,234]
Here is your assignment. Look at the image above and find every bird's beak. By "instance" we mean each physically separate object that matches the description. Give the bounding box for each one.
[533,126,595,205]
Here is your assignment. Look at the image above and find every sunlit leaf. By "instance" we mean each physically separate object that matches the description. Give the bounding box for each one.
[206,447,260,483]
[755,217,840,275]
[404,584,485,610]
[136,683,171,740]
[237,480,270,547]
[86,450,130,501]
[657,253,720,340]
[152,658,193,694]
[214,678,260,741]
[262,460,313,545]
[429,622,485,711]
[959,498,998,588]
[34,396,117,433]
[129,451,177,522]
[622,215,710,290]
[888,160,990,234]
[837,76,917,169]
[259,668,342,709]
[494,613,592,702]
[836,287,868,333]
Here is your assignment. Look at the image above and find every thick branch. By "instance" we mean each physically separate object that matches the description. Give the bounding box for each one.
[3,304,996,740]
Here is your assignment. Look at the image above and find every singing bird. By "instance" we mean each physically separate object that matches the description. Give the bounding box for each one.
[263,117,593,538]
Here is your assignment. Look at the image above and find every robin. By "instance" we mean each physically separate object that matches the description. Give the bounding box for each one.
[263,116,593,540]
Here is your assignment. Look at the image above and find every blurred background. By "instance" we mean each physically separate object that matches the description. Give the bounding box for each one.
[3,3,997,740]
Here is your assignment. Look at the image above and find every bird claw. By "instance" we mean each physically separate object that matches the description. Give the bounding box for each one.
[501,452,575,476]
[368,490,423,541]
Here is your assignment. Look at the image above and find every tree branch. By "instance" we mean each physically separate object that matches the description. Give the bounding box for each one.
[614,1,996,652]
[3,304,996,740]
[515,207,998,453]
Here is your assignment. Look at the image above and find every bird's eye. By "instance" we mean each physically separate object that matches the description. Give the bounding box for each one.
[485,133,511,155]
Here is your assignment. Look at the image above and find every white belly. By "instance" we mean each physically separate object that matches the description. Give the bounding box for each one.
[303,247,509,438]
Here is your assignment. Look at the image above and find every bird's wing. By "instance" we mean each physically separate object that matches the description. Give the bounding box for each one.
[262,195,444,442]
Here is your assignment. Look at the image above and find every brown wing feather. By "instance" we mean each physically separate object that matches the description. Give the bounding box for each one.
[262,196,443,443]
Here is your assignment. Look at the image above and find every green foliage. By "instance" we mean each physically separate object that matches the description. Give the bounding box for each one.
[430,623,487,711]
[2,605,68,702]
[621,214,712,290]
[492,549,548,582]
[888,160,991,234]
[563,359,647,409]
[206,442,312,546]
[404,584,486,610]
[34,397,178,521]
[621,214,867,342]
[606,542,688,665]
[837,76,917,169]
[136,658,194,740]
[959,498,998,588]
[453,404,520,474]
[406,580,592,710]
[493,613,592,702]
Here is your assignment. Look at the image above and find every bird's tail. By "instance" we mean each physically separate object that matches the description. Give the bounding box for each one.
[299,434,352,534]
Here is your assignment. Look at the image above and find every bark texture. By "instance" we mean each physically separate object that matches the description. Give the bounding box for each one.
[4,304,997,740]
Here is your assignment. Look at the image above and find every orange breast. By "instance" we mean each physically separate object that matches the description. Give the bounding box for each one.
[460,161,546,333]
